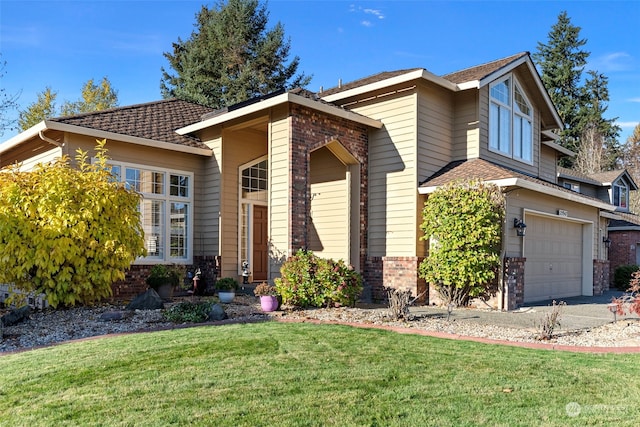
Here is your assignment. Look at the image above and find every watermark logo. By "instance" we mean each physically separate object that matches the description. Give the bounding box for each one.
[566,401,627,418]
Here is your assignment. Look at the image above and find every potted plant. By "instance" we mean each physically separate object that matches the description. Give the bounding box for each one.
[216,277,238,303]
[253,282,279,312]
[146,264,181,300]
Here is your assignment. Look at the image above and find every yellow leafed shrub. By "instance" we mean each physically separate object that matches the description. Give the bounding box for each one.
[0,139,146,307]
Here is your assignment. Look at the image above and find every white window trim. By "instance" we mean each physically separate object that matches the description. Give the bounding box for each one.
[613,178,629,210]
[104,159,194,265]
[488,73,534,165]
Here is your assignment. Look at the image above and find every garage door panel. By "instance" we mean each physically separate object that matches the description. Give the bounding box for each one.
[524,216,582,302]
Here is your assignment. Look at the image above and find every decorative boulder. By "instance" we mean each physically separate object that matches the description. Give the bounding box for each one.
[126,289,164,310]
[208,303,228,321]
[1,305,31,327]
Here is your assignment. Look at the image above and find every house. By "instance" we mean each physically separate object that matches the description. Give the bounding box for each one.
[558,167,640,281]
[0,52,617,309]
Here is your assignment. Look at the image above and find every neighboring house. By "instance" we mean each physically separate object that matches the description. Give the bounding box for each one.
[558,167,640,281]
[0,52,617,309]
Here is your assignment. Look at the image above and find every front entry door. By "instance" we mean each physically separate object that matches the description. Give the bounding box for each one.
[252,205,268,281]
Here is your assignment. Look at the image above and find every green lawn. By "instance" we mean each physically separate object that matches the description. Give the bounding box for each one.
[1,321,638,426]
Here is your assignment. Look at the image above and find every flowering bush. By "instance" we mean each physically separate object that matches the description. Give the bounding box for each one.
[274,249,362,308]
[611,270,640,317]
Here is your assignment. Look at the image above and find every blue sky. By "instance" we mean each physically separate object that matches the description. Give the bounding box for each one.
[1,0,639,142]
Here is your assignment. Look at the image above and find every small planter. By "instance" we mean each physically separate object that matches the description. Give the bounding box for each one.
[154,282,174,300]
[260,295,279,312]
[218,291,235,303]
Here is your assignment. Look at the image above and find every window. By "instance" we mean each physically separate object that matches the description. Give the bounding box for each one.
[108,161,193,263]
[489,75,533,163]
[613,179,629,209]
[238,158,268,273]
[563,182,580,192]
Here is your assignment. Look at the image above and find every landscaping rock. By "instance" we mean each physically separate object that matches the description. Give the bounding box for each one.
[1,305,31,327]
[126,289,164,310]
[208,303,228,321]
[99,311,131,322]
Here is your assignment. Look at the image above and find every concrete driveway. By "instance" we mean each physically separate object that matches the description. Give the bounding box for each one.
[412,290,633,331]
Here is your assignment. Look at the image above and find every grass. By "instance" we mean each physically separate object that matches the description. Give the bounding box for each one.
[1,321,638,426]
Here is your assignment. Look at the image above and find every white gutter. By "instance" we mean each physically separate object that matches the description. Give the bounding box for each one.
[177,91,383,135]
[39,129,64,147]
[321,69,458,104]
[0,121,47,154]
[418,177,616,211]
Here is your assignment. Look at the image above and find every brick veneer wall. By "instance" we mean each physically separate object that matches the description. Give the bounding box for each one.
[593,259,610,295]
[608,230,640,283]
[289,104,369,272]
[503,257,525,310]
[363,256,428,304]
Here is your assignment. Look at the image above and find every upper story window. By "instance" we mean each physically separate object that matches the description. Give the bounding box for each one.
[489,74,533,163]
[613,178,629,210]
[563,182,580,192]
[108,161,193,264]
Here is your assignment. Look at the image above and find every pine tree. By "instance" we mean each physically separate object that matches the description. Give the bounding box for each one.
[622,123,640,212]
[534,11,620,169]
[533,11,589,155]
[160,0,310,108]
[18,87,58,131]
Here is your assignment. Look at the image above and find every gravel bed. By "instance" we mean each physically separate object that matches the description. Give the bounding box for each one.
[2,295,640,353]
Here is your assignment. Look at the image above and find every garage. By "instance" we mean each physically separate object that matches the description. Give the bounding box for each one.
[523,214,585,302]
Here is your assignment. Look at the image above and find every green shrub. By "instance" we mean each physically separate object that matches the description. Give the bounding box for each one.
[163,301,212,323]
[614,265,640,290]
[274,249,362,308]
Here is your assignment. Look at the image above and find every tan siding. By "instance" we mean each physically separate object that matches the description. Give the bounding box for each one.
[416,82,454,180]
[539,144,558,183]
[13,146,62,171]
[350,91,418,257]
[452,90,480,160]
[200,128,223,257]
[268,109,291,280]
[219,129,268,277]
[309,147,349,260]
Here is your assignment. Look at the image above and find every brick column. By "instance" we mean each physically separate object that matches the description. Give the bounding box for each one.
[593,259,610,295]
[503,257,526,310]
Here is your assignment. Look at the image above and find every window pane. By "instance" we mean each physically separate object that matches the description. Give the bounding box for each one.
[490,102,500,150]
[513,117,522,158]
[514,85,531,116]
[170,174,189,197]
[170,202,188,258]
[499,107,511,153]
[522,119,532,161]
[490,78,510,105]
[241,159,268,202]
[141,200,164,258]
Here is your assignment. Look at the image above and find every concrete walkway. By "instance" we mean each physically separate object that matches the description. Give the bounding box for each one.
[411,290,631,331]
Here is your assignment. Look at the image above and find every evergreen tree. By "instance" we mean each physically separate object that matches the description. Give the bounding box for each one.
[18,87,58,131]
[622,123,640,213]
[533,11,589,156]
[534,11,620,169]
[160,0,310,108]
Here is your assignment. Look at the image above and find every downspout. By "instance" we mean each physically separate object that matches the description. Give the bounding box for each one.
[38,129,64,147]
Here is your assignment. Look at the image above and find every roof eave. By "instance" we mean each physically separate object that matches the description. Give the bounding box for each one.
[176,92,383,135]
[44,121,213,156]
[418,177,616,211]
[542,139,575,157]
[0,121,48,154]
[320,69,458,103]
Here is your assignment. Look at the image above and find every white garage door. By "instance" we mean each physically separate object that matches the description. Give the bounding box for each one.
[523,215,583,302]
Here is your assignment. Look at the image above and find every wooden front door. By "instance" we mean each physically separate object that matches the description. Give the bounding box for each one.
[252,205,268,281]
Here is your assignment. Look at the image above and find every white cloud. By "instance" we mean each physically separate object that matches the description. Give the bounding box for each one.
[629,98,640,103]
[363,8,384,19]
[349,5,384,26]
[589,52,633,72]
[617,121,640,129]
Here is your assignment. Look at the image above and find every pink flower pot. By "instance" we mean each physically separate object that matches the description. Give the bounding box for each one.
[260,295,279,312]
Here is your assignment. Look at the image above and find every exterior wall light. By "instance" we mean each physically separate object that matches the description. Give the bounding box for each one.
[514,218,527,237]
[603,236,612,248]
